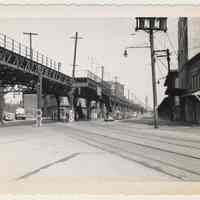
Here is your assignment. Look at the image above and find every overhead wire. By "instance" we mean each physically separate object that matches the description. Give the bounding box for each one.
[166,32,178,57]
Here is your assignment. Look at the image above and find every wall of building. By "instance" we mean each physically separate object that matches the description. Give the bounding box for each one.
[178,17,200,90]
[109,81,125,98]
[177,17,200,123]
[23,94,58,117]
[178,18,200,67]
[188,18,200,59]
[178,17,188,72]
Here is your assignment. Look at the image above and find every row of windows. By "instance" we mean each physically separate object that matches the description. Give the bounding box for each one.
[179,78,186,89]
[191,74,200,90]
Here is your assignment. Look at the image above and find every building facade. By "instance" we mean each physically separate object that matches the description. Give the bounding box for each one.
[109,81,125,98]
[158,70,184,120]
[177,17,200,123]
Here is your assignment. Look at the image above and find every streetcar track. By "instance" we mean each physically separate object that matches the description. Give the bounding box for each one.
[63,130,182,180]
[83,123,200,150]
[68,125,200,161]
[61,126,200,180]
[109,122,200,144]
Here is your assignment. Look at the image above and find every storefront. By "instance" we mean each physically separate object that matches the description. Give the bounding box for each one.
[182,91,200,123]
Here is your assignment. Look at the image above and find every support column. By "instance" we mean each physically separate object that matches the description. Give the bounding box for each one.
[43,94,48,118]
[36,67,43,127]
[86,99,90,120]
[100,100,104,119]
[56,96,60,121]
[86,99,91,120]
[0,80,4,124]
[74,95,78,121]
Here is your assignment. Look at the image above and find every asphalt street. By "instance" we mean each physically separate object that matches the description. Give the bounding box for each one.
[1,119,200,182]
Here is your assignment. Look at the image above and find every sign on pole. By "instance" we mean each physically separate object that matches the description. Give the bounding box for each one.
[36,109,42,127]
[97,86,102,97]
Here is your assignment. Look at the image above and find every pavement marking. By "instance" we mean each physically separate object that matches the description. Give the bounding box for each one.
[59,124,200,180]
[64,132,181,180]
[15,152,80,181]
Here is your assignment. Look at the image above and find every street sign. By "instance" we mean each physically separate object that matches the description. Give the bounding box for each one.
[69,109,75,122]
[135,17,167,32]
[36,109,42,127]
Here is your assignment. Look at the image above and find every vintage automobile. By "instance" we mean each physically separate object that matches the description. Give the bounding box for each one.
[3,112,14,121]
[104,113,115,122]
[15,107,26,120]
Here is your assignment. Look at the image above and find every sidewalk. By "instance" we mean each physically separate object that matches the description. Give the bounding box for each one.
[122,116,200,134]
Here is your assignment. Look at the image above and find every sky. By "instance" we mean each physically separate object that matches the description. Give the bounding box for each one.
[1,18,178,107]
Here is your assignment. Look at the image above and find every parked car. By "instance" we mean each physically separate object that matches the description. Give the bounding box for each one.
[132,112,138,118]
[15,107,26,120]
[3,112,14,121]
[104,114,115,122]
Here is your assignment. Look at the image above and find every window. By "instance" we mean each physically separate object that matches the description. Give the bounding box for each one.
[194,76,197,89]
[197,75,200,89]
[191,75,195,89]
[199,75,200,89]
[175,77,179,88]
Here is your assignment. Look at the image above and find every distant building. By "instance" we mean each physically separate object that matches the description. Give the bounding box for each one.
[109,81,125,98]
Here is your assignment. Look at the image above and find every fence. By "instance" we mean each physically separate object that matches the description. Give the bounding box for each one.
[0,33,61,71]
[75,69,111,91]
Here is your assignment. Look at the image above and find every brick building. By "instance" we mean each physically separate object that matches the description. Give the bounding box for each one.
[177,17,200,123]
[158,70,185,120]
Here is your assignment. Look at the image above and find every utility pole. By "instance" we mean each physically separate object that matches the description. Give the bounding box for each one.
[114,76,118,96]
[23,32,42,127]
[101,66,104,83]
[128,89,130,101]
[23,32,38,60]
[135,17,167,129]
[70,32,82,121]
[167,48,171,73]
[100,66,104,119]
[145,96,148,112]
[0,80,4,124]
[149,29,158,128]
[154,49,171,73]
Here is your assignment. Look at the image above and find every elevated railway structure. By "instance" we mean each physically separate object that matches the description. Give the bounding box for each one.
[0,33,142,122]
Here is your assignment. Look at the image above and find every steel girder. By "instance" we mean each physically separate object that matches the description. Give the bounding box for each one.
[0,47,72,96]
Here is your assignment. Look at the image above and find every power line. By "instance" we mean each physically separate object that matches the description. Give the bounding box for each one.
[166,32,177,57]
[156,57,168,71]
[156,61,165,78]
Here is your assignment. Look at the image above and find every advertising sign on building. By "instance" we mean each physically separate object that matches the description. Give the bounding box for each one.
[175,96,180,106]
[59,96,69,106]
[97,86,102,97]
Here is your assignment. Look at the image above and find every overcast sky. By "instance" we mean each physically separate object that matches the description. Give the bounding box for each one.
[1,18,178,107]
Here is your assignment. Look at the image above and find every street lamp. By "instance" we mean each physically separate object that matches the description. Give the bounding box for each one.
[123,45,150,58]
[123,49,128,57]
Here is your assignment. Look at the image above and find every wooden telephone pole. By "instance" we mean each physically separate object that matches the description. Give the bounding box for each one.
[135,17,167,128]
[70,32,82,121]
[23,32,42,127]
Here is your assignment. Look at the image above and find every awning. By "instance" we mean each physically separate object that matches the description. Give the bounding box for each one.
[165,88,186,96]
[182,91,200,102]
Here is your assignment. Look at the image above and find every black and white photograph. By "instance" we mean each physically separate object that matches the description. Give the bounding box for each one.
[1,5,200,194]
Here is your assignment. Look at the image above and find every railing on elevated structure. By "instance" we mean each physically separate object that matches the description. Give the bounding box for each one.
[0,33,72,88]
[75,69,111,90]
[0,33,61,71]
